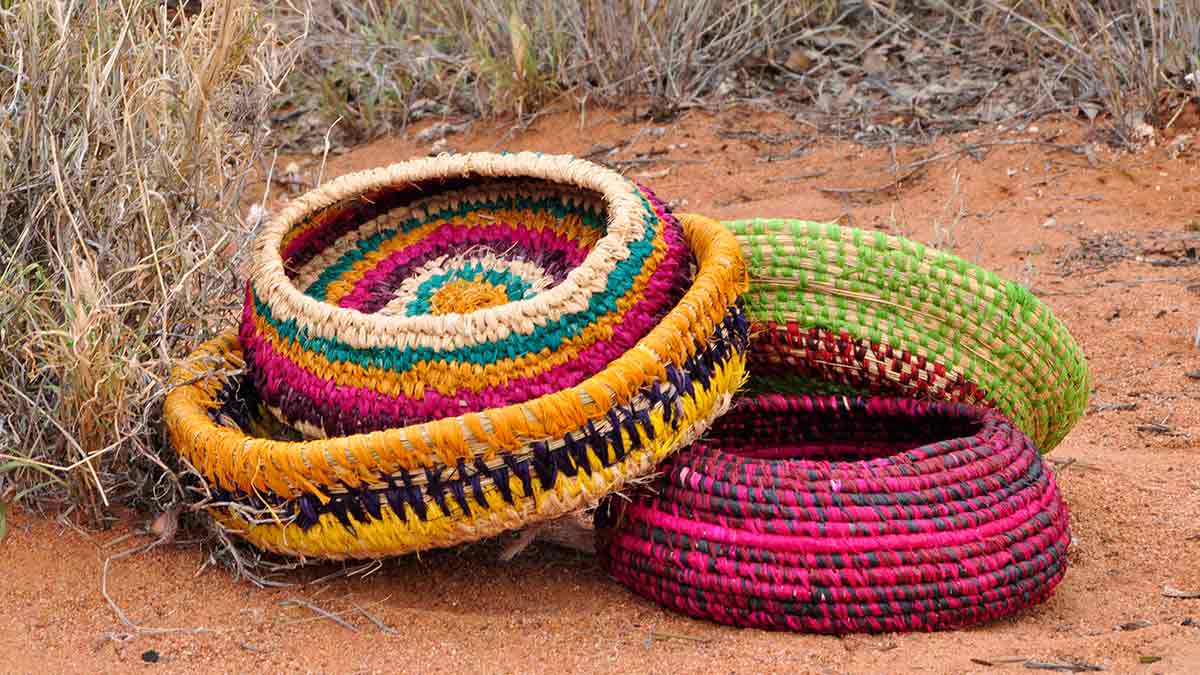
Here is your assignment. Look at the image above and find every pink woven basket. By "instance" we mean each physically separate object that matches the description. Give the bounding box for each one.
[597,394,1070,634]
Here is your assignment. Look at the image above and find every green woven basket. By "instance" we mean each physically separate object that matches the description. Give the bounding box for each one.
[728,218,1089,452]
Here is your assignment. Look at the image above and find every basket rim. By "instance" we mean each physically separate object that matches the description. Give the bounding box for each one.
[687,393,1008,473]
[200,348,742,560]
[166,213,748,498]
[251,151,653,339]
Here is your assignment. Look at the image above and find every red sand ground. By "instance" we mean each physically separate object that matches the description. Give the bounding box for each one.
[3,106,1200,674]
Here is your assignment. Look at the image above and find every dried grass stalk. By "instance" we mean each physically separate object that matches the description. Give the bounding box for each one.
[0,0,302,520]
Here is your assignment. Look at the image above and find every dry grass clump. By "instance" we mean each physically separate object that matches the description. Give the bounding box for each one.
[281,0,836,141]
[982,0,1200,140]
[280,1,1198,146]
[0,0,300,521]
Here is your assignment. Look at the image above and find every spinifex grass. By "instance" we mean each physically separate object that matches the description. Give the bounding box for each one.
[279,1,1199,144]
[0,0,300,520]
[977,0,1200,141]
[278,0,831,139]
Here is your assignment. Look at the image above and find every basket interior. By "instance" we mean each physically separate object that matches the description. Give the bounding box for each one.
[278,176,610,318]
[705,397,983,463]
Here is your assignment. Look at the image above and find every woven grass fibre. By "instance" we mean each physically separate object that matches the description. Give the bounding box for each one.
[243,152,693,438]
[598,393,1070,634]
[165,214,749,559]
[729,218,1089,452]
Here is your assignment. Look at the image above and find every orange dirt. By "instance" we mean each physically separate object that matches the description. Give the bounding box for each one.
[4,105,1200,674]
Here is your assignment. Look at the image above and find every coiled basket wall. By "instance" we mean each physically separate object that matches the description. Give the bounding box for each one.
[598,394,1070,634]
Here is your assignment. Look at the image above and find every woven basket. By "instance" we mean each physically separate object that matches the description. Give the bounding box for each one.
[165,214,749,560]
[729,218,1089,452]
[597,394,1070,634]
[243,152,692,438]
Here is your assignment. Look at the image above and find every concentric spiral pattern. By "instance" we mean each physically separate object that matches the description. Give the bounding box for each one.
[240,153,694,437]
[598,394,1070,634]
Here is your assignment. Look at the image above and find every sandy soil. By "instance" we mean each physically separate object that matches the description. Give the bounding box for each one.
[3,105,1200,674]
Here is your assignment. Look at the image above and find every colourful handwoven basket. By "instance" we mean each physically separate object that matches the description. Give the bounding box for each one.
[242,152,693,438]
[597,394,1070,634]
[729,218,1089,452]
[164,214,749,559]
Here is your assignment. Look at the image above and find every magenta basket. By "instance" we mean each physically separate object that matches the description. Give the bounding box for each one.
[596,394,1070,634]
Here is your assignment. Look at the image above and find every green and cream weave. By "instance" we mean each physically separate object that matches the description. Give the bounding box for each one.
[729,217,1089,452]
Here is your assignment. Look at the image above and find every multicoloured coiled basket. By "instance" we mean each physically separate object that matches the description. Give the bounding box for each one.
[242,152,694,438]
[597,394,1070,634]
[164,211,749,559]
[729,218,1089,452]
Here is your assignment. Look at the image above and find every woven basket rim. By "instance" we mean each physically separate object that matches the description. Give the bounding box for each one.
[252,151,652,339]
[177,343,743,559]
[685,394,1007,473]
[167,213,748,498]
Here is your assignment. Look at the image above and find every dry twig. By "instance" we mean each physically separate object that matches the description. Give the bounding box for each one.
[280,597,359,632]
